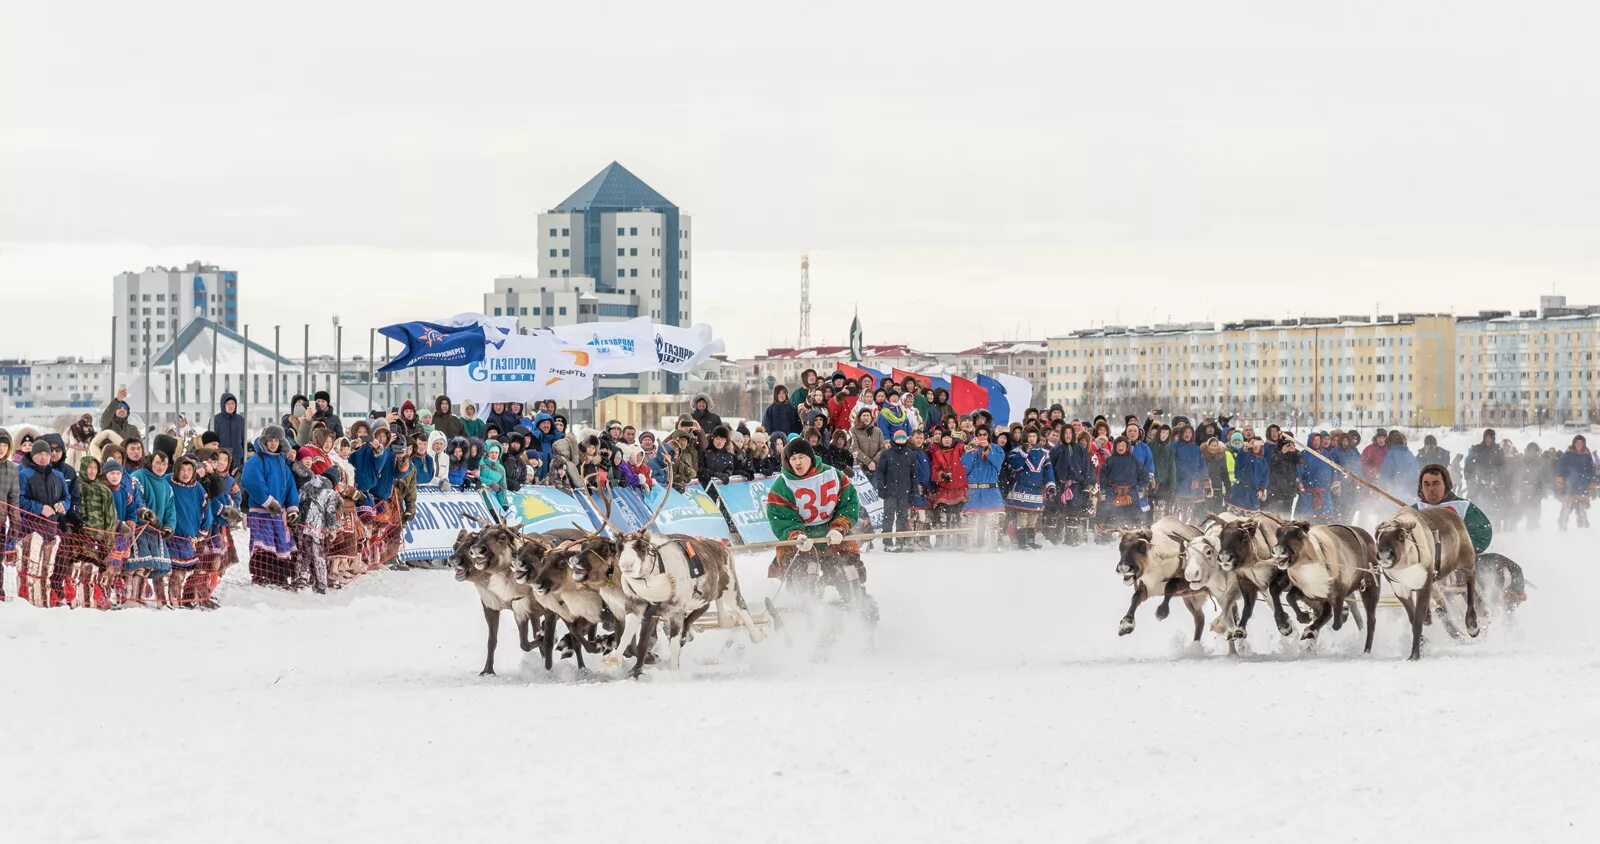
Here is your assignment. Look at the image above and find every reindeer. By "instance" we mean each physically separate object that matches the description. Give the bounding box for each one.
[603,468,767,676]
[1180,525,1245,646]
[1272,521,1381,653]
[511,528,611,671]
[1114,517,1206,640]
[453,524,542,675]
[1213,513,1301,637]
[1374,508,1479,660]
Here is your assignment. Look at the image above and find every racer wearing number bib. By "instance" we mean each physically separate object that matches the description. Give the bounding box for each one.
[765,438,861,578]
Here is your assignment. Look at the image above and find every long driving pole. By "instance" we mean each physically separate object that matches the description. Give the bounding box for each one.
[367,328,375,414]
[1279,431,1406,508]
[274,325,282,424]
[243,325,250,429]
[210,320,219,417]
[385,337,394,409]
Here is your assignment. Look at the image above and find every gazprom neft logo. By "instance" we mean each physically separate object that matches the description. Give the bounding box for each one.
[587,333,635,356]
[656,334,692,365]
[474,356,540,383]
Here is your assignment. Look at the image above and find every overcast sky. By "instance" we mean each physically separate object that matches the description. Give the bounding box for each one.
[3,1,1597,362]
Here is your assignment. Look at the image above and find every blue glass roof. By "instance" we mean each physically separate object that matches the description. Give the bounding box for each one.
[554,161,677,211]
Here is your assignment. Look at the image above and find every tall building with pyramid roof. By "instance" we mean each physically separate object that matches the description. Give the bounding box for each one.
[484,161,694,395]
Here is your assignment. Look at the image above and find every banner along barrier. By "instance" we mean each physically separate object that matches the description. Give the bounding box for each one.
[709,477,779,544]
[499,487,601,535]
[576,486,655,535]
[399,488,499,563]
[849,467,885,531]
[654,483,731,541]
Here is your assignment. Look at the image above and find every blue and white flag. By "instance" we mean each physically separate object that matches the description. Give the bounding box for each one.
[377,321,488,372]
[976,374,1011,426]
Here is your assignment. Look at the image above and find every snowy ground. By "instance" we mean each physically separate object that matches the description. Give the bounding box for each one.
[4,507,1598,843]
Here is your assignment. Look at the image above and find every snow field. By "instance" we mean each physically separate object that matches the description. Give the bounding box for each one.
[3,503,1598,843]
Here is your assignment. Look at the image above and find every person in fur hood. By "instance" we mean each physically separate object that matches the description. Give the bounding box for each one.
[849,409,886,473]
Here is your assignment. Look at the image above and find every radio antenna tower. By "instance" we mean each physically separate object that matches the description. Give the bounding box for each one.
[798,254,812,347]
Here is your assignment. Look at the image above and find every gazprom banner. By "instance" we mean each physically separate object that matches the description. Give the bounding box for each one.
[710,478,778,544]
[576,487,654,536]
[651,484,730,541]
[400,488,498,562]
[501,487,600,535]
[447,333,596,407]
[550,317,656,375]
[849,467,885,530]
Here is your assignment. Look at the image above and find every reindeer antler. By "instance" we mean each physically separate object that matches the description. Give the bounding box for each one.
[638,464,673,533]
[594,487,621,537]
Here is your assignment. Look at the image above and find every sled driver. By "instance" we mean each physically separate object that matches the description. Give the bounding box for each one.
[765,437,862,579]
[1413,463,1493,554]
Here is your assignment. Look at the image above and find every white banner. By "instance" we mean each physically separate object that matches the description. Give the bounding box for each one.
[445,333,595,406]
[548,316,657,375]
[654,322,725,374]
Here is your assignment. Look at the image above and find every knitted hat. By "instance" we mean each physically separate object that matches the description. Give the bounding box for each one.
[102,460,125,476]
[315,390,331,403]
[892,430,909,444]
[783,436,816,467]
[31,440,52,458]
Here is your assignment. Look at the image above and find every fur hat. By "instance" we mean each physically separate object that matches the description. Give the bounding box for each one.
[711,425,732,442]
[152,433,178,462]
[262,425,286,444]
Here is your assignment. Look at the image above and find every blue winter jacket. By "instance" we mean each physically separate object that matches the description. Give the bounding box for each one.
[1101,452,1145,513]
[529,414,558,479]
[414,453,437,486]
[1226,449,1268,510]
[1298,451,1338,489]
[1173,441,1205,496]
[353,443,396,500]
[111,473,144,522]
[875,407,915,442]
[911,449,932,509]
[210,392,247,468]
[1380,445,1420,491]
[170,477,212,538]
[242,436,299,512]
[1557,449,1597,492]
[19,464,71,516]
[961,445,1006,512]
[1004,446,1054,511]
[1131,441,1155,481]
